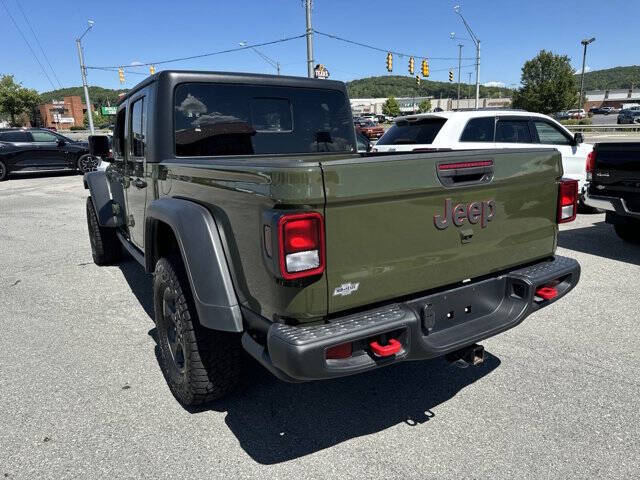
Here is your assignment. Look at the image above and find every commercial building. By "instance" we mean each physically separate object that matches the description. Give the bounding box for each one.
[38,96,91,129]
[350,96,511,114]
[584,89,640,110]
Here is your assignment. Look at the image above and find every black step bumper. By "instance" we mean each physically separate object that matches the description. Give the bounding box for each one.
[242,255,580,382]
[584,193,640,219]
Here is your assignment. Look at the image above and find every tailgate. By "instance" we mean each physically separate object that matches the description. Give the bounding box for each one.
[321,149,562,314]
[593,142,640,182]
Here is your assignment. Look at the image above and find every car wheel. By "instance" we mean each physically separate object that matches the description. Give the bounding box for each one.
[0,160,7,181]
[86,196,121,265]
[614,224,640,244]
[154,255,243,406]
[78,154,99,173]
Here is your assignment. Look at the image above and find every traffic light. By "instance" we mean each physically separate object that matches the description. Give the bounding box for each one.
[422,59,429,77]
[386,52,393,72]
[149,65,156,75]
[416,75,421,87]
[118,67,125,84]
[408,57,414,75]
[449,70,454,82]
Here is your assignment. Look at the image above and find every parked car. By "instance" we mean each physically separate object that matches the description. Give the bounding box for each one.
[584,142,640,243]
[84,70,579,406]
[355,119,385,139]
[372,110,594,208]
[0,128,98,180]
[617,110,640,124]
[600,106,615,115]
[567,109,587,120]
[555,111,570,120]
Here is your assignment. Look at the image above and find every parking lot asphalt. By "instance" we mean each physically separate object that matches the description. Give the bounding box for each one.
[1,173,639,479]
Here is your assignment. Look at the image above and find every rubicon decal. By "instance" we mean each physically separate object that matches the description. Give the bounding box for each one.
[434,199,496,230]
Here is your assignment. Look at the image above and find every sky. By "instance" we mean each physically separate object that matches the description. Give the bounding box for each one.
[1,0,639,94]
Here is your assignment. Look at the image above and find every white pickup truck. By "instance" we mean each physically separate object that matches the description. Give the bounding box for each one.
[373,110,594,208]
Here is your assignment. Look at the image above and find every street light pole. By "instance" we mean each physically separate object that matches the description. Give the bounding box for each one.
[76,20,95,134]
[579,37,595,109]
[305,0,314,78]
[457,43,463,110]
[454,6,481,109]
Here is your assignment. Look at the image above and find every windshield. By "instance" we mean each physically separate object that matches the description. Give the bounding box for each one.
[376,118,447,145]
[174,83,355,156]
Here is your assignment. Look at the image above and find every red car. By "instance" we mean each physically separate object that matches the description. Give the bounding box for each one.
[355,120,384,139]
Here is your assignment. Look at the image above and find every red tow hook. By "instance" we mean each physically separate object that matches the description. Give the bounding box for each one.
[369,338,402,357]
[535,286,558,301]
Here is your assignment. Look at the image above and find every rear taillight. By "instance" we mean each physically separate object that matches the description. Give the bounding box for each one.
[558,178,578,223]
[586,150,596,174]
[278,212,325,280]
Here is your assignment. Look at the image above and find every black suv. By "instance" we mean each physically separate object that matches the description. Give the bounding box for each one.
[0,128,96,180]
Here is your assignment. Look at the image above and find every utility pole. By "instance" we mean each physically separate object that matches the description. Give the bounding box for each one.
[76,20,95,134]
[454,6,481,109]
[305,0,314,78]
[457,43,463,110]
[579,37,595,109]
[468,72,472,99]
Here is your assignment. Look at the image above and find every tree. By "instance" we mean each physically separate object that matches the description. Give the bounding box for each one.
[0,75,40,126]
[84,109,113,129]
[512,50,578,114]
[418,99,431,113]
[382,96,401,117]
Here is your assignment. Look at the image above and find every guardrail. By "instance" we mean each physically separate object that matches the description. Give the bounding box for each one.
[564,124,640,133]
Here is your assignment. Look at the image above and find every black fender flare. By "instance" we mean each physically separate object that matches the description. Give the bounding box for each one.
[84,171,124,228]
[145,197,243,333]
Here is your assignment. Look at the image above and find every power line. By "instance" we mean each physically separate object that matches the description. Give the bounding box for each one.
[87,34,307,70]
[313,30,475,61]
[0,0,56,90]
[14,0,62,89]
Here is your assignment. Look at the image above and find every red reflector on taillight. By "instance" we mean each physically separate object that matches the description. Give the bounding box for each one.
[586,150,596,173]
[283,218,319,252]
[278,212,325,280]
[326,342,352,360]
[557,178,578,224]
[438,160,493,170]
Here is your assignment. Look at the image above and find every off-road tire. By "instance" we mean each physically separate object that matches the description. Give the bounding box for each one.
[154,255,243,406]
[614,223,640,244]
[86,196,121,265]
[0,160,7,181]
[78,154,98,173]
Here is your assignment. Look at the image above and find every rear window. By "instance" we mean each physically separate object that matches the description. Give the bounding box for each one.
[495,119,533,143]
[460,117,495,142]
[0,131,31,142]
[174,83,354,156]
[376,118,446,145]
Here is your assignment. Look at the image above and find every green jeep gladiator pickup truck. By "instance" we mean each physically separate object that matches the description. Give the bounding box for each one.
[85,71,580,406]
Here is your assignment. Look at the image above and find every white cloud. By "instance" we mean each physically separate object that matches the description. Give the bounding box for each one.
[483,81,505,88]
[584,65,592,73]
[130,60,143,66]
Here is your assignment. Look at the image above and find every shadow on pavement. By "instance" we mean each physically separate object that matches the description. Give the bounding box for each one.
[7,170,79,181]
[120,257,501,464]
[559,221,640,266]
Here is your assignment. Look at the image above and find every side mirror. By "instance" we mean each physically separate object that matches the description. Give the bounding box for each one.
[89,135,110,157]
[57,138,66,147]
[573,132,584,145]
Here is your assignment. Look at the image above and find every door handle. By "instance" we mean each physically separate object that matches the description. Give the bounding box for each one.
[133,178,147,189]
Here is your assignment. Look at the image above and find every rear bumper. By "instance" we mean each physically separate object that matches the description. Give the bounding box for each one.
[584,193,640,218]
[242,255,580,382]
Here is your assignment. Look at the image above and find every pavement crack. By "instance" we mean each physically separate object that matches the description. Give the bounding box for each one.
[9,280,21,287]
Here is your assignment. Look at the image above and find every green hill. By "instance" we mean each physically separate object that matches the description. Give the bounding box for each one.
[576,65,640,90]
[346,75,512,99]
[39,86,127,106]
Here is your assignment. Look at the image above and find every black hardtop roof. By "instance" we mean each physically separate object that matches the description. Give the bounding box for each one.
[117,70,348,105]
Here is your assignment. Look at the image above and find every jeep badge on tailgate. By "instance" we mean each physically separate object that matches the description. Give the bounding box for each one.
[434,198,496,230]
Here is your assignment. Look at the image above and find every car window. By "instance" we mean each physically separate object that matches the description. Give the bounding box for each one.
[174,83,354,156]
[113,108,126,157]
[495,119,532,143]
[460,117,495,142]
[31,130,59,142]
[130,97,146,157]
[0,131,32,142]
[376,118,447,145]
[532,120,571,145]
